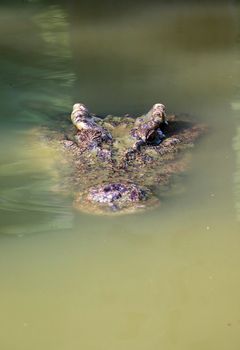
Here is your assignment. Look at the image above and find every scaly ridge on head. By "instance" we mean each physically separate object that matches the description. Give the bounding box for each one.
[150,103,167,125]
[71,103,90,130]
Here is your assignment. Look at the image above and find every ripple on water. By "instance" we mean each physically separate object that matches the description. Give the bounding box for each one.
[0,141,74,235]
[0,183,73,236]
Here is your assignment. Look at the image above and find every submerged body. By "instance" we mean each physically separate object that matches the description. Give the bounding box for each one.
[35,103,206,215]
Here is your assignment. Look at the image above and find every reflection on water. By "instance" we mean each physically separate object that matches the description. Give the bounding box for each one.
[0,130,73,235]
[233,117,240,221]
[0,1,240,349]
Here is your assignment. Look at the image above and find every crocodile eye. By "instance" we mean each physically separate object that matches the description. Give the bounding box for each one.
[146,129,157,142]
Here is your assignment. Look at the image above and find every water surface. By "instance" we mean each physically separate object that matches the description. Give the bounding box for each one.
[0,1,240,349]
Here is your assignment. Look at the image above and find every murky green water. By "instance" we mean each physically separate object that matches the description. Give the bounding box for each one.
[1,1,240,349]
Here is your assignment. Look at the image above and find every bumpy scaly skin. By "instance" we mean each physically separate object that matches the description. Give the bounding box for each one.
[35,103,206,215]
[71,103,112,148]
[130,103,167,150]
[74,183,159,215]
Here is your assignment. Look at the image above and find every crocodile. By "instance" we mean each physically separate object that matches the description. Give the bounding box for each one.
[35,103,206,215]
